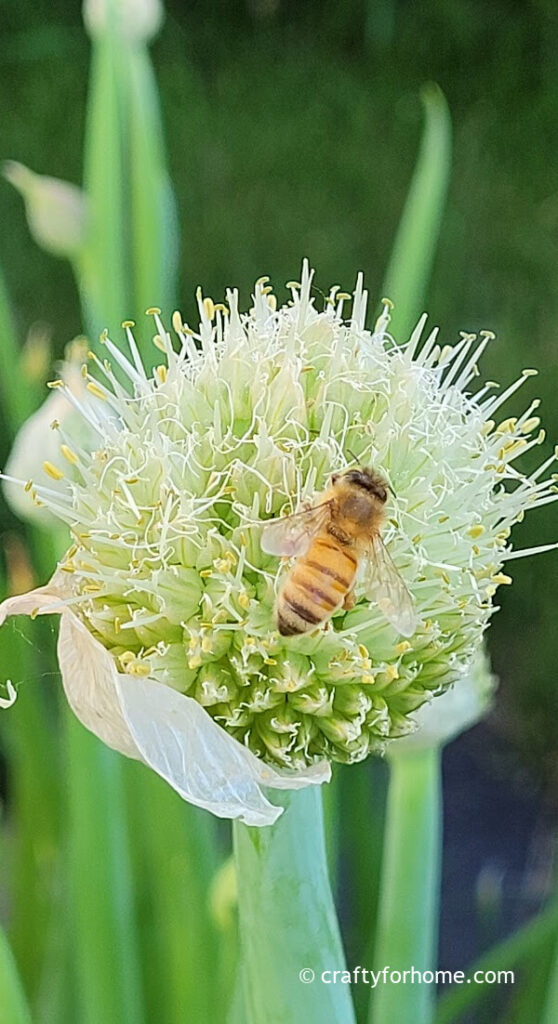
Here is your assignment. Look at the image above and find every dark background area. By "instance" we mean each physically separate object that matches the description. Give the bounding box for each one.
[1,0,557,993]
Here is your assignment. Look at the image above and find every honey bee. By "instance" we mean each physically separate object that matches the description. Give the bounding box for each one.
[261,467,417,638]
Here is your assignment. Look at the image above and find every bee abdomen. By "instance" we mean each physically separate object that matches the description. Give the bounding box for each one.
[276,541,357,636]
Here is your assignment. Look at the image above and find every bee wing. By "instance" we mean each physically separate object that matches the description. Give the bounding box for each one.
[261,502,333,558]
[362,535,418,637]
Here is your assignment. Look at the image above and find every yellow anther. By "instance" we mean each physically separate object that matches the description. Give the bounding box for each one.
[86,381,107,400]
[358,644,368,659]
[500,439,527,459]
[496,417,517,434]
[384,664,399,682]
[480,420,495,436]
[122,320,135,329]
[46,379,64,389]
[60,563,75,574]
[80,363,88,379]
[199,568,212,578]
[381,297,394,310]
[127,662,151,677]
[522,368,538,376]
[256,275,270,287]
[201,637,212,653]
[438,515,449,523]
[238,592,250,609]
[146,306,161,316]
[203,297,215,321]
[336,292,352,301]
[492,572,512,585]
[61,444,79,465]
[467,524,485,539]
[362,673,375,686]
[172,310,184,332]
[439,345,453,362]
[50,419,60,430]
[156,365,167,383]
[99,329,108,343]
[395,641,412,654]
[301,364,316,373]
[480,330,496,340]
[43,461,64,481]
[264,657,277,666]
[286,281,301,290]
[153,334,166,351]
[267,294,277,311]
[24,479,33,492]
[30,607,40,620]
[188,655,202,670]
[520,417,540,434]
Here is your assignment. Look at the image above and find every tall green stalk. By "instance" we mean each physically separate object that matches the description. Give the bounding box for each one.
[0,926,32,1024]
[66,714,144,1024]
[382,84,451,340]
[369,747,442,1024]
[233,787,356,1024]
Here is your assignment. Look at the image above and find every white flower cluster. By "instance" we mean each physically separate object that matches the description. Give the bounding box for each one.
[1,263,555,822]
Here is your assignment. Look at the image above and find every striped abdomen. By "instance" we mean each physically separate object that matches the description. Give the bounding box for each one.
[276,533,358,636]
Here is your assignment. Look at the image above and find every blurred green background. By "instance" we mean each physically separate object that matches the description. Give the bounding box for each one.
[1,1,557,1021]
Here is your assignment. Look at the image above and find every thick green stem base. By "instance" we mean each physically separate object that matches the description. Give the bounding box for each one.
[233,786,356,1024]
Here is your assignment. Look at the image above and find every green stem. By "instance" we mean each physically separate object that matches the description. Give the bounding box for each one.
[0,263,38,430]
[541,917,558,1024]
[233,787,356,1024]
[0,926,32,1024]
[382,83,452,341]
[369,746,442,1024]
[66,713,144,1024]
[125,765,220,1024]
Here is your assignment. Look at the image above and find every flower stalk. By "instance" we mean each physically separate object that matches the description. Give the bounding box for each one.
[369,745,442,1024]
[0,926,32,1024]
[66,714,144,1024]
[233,787,356,1024]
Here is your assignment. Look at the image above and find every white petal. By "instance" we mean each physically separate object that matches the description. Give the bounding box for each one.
[0,584,64,624]
[115,674,329,826]
[57,612,142,759]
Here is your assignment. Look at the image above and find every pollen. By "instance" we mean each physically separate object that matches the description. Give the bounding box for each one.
[86,381,107,400]
[467,524,485,539]
[43,461,64,480]
[60,444,79,465]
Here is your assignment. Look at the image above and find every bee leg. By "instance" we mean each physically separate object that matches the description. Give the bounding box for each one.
[343,589,356,611]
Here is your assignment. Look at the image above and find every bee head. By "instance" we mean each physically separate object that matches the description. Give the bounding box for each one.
[337,467,389,503]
